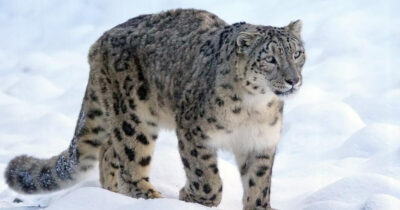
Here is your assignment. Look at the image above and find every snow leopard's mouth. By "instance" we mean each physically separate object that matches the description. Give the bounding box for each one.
[273,87,298,96]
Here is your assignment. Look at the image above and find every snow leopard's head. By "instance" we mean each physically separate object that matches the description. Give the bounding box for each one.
[236,20,305,98]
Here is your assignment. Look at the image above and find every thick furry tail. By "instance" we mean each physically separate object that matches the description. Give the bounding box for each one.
[5,76,109,194]
[5,40,110,194]
[5,108,104,194]
[5,112,84,193]
[5,151,80,194]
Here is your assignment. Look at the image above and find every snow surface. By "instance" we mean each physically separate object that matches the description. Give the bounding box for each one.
[0,0,399,209]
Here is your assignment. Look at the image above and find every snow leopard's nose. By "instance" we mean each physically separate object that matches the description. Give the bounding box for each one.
[283,65,301,87]
[285,77,299,86]
[285,77,300,86]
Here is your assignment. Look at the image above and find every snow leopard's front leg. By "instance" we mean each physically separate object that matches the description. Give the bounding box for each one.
[235,148,276,210]
[176,127,223,207]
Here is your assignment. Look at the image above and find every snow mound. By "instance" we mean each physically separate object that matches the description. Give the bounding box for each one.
[345,91,400,125]
[280,101,365,154]
[5,74,64,102]
[335,123,400,158]
[361,194,400,210]
[303,200,358,210]
[303,174,400,207]
[360,148,400,179]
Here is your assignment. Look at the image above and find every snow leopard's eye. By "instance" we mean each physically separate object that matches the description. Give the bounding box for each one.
[265,56,277,64]
[294,50,302,59]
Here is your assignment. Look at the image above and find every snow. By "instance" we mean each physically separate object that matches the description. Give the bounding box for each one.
[0,0,399,209]
[46,188,209,210]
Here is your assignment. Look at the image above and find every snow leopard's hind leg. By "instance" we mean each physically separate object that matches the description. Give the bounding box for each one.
[99,139,119,192]
[102,46,162,198]
[109,93,162,199]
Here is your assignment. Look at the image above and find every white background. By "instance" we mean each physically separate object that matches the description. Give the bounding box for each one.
[0,0,399,209]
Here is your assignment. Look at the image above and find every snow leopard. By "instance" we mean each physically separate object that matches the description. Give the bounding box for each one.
[5,9,305,210]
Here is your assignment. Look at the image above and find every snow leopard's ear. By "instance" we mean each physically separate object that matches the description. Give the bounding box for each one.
[286,19,302,38]
[236,32,262,54]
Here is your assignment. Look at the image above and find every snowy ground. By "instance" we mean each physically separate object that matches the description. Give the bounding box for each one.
[0,0,399,209]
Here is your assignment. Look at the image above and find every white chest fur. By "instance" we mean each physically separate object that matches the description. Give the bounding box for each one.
[207,92,282,153]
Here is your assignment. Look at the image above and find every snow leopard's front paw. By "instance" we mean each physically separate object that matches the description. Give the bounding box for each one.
[179,187,221,207]
[243,205,275,210]
[130,180,163,199]
[118,177,163,199]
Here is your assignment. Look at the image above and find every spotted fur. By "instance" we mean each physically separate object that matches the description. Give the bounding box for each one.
[5,9,305,210]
